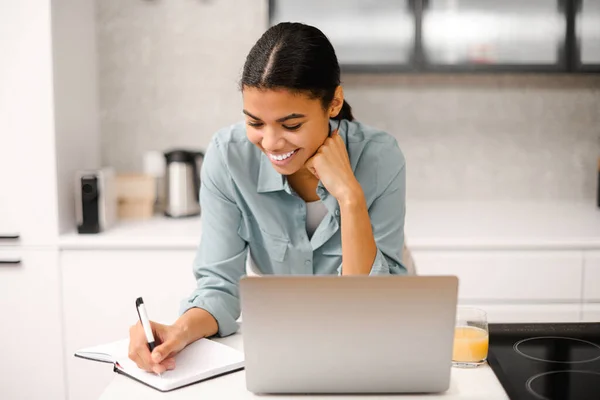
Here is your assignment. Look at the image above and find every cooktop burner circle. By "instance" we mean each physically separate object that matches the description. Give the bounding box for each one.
[514,336,600,364]
[526,370,600,400]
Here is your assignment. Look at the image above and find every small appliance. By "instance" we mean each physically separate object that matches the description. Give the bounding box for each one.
[164,149,204,218]
[75,168,116,234]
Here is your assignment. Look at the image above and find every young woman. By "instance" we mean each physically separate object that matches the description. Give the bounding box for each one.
[128,22,407,374]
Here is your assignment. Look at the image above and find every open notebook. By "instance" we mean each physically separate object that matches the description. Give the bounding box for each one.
[75,338,245,392]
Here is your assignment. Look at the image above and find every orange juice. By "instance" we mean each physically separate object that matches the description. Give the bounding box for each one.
[453,326,489,362]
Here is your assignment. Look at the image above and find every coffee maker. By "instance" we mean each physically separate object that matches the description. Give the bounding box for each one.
[164,149,204,218]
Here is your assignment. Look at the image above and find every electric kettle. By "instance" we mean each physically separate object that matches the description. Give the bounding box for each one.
[164,149,204,218]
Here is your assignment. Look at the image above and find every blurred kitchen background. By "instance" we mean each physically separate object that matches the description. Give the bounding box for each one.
[2,1,600,399]
[97,0,600,202]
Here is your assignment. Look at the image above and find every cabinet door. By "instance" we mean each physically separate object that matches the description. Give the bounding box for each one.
[270,0,415,69]
[0,2,24,241]
[422,0,566,70]
[577,0,600,68]
[0,134,21,242]
[0,0,58,245]
[61,250,197,400]
[0,249,65,400]
[412,250,583,302]
[583,251,600,301]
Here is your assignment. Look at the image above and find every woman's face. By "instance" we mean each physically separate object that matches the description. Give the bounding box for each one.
[243,87,340,176]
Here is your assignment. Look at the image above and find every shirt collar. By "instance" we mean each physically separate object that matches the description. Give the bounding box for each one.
[257,151,285,193]
[256,119,346,194]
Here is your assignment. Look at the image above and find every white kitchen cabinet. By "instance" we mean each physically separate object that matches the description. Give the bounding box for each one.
[61,250,198,400]
[583,251,600,301]
[464,304,582,323]
[0,0,99,246]
[412,250,583,302]
[0,118,22,240]
[0,249,65,400]
[0,0,58,245]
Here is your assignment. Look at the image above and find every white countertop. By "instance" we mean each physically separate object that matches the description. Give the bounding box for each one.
[60,214,203,250]
[99,330,509,400]
[59,201,600,251]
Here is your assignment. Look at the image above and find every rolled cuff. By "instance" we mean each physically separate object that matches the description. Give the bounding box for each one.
[179,294,240,337]
[369,248,407,276]
[336,248,407,276]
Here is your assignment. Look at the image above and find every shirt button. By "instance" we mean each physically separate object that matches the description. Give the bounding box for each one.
[305,260,311,266]
[335,210,340,216]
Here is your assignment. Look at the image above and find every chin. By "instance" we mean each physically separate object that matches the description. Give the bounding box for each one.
[272,163,301,176]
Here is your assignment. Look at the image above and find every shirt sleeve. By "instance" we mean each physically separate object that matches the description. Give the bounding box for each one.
[365,140,408,276]
[179,138,248,337]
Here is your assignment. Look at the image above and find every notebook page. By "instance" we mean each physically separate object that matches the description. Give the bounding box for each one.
[75,339,129,363]
[114,338,245,391]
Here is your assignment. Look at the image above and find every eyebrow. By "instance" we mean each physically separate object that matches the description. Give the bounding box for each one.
[243,110,306,123]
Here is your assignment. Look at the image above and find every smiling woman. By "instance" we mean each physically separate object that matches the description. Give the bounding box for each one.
[126,22,408,375]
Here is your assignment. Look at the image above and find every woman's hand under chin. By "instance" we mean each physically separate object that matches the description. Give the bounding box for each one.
[304,130,363,204]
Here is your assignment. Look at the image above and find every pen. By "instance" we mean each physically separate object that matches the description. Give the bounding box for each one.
[135,297,161,377]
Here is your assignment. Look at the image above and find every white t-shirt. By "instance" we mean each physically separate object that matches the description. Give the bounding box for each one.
[305,200,328,239]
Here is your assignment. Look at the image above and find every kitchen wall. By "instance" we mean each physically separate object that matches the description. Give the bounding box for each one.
[98,0,600,202]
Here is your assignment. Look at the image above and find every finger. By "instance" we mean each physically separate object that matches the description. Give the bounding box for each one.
[153,362,167,374]
[163,357,176,371]
[135,349,154,372]
[304,158,319,179]
[129,324,153,372]
[305,157,314,169]
[332,132,344,147]
[152,338,178,364]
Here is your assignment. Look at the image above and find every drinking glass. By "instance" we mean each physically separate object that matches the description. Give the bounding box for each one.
[452,307,489,368]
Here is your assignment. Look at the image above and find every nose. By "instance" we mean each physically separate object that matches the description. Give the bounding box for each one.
[261,127,284,152]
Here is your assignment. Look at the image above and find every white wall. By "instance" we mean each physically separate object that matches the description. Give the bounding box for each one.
[52,0,101,234]
[97,0,268,174]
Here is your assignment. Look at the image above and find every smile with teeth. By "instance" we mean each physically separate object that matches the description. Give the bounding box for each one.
[268,149,298,161]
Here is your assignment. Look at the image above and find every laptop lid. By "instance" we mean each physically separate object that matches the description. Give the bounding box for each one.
[239,275,459,394]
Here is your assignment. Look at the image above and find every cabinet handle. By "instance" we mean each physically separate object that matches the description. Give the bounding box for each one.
[0,259,21,265]
[0,234,20,240]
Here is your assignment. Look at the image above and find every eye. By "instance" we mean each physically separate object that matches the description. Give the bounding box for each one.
[247,121,263,128]
[283,123,302,131]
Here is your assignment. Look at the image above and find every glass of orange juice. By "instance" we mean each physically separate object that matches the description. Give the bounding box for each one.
[452,307,489,368]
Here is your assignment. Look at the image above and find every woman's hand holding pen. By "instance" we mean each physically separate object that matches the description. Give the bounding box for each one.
[128,321,187,374]
[128,305,219,374]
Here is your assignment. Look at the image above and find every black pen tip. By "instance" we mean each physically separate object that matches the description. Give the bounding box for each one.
[135,297,144,307]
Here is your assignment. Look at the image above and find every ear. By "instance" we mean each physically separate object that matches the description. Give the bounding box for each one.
[329,86,344,118]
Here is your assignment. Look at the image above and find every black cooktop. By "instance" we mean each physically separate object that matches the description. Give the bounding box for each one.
[488,323,600,400]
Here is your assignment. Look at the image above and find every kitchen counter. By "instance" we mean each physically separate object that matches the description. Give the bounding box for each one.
[99,329,509,400]
[59,214,203,250]
[59,201,600,251]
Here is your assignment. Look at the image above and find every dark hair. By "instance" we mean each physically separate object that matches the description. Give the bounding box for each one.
[240,22,354,121]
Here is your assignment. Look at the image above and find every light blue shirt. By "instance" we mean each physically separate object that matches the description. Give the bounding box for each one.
[180,119,407,336]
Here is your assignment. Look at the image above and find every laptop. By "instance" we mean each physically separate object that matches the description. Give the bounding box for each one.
[239,275,459,394]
